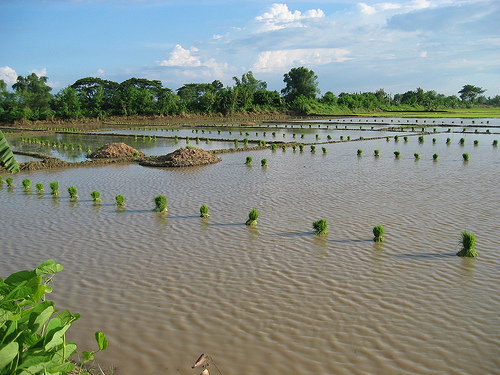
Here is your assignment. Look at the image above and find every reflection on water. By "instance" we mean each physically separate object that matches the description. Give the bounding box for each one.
[1,120,499,375]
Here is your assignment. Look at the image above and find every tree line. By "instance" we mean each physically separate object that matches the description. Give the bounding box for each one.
[0,66,497,122]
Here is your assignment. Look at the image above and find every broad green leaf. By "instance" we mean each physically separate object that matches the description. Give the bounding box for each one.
[28,301,55,334]
[0,342,19,371]
[82,351,95,361]
[0,131,20,173]
[23,333,43,348]
[95,331,108,350]
[35,260,63,276]
[48,361,75,373]
[57,310,80,326]
[44,318,71,351]
[4,271,35,286]
[53,342,77,361]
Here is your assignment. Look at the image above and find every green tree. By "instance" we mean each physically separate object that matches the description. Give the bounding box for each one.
[458,84,486,103]
[12,73,53,120]
[281,66,320,103]
[53,87,82,119]
[232,71,267,93]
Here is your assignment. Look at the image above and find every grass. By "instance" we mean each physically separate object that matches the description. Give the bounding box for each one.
[154,195,167,212]
[261,158,267,166]
[245,156,252,165]
[373,225,385,242]
[463,153,469,161]
[68,186,78,200]
[115,195,125,206]
[200,204,209,218]
[50,181,59,195]
[245,208,258,226]
[456,231,478,257]
[91,190,101,202]
[313,219,328,235]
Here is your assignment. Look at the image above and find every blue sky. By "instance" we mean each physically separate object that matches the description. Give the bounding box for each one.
[1,0,499,98]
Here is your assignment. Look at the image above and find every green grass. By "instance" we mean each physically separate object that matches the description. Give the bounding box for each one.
[91,190,101,202]
[245,208,259,226]
[312,219,328,235]
[200,204,209,218]
[261,158,267,166]
[154,195,167,212]
[115,195,125,206]
[373,225,385,242]
[245,156,252,165]
[457,231,478,257]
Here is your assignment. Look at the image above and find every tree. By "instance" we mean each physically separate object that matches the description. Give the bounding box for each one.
[281,66,320,103]
[458,84,486,103]
[53,87,82,119]
[12,73,53,120]
[232,71,267,93]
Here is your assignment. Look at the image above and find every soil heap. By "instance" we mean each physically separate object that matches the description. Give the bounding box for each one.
[89,143,145,159]
[140,147,221,167]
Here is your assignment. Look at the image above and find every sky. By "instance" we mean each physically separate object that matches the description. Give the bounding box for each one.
[1,0,499,98]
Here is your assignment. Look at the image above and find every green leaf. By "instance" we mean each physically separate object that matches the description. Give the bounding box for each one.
[48,361,75,373]
[0,342,19,371]
[35,260,64,277]
[44,319,71,351]
[82,351,95,361]
[28,301,55,334]
[0,130,20,173]
[57,310,80,326]
[95,331,108,350]
[4,271,35,286]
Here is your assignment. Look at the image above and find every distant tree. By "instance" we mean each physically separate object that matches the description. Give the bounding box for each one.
[12,73,53,120]
[53,87,82,119]
[321,91,337,105]
[458,84,486,103]
[281,66,320,103]
[232,71,267,93]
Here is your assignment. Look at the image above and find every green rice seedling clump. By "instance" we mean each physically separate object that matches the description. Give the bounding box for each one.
[245,156,252,165]
[310,145,316,152]
[91,190,101,202]
[373,225,385,242]
[271,143,277,151]
[394,151,400,158]
[433,153,438,161]
[322,147,327,154]
[299,144,304,152]
[282,144,286,151]
[245,208,259,226]
[115,195,125,206]
[374,150,379,156]
[68,186,78,200]
[414,153,420,159]
[200,204,209,218]
[50,181,59,195]
[312,219,328,235]
[463,153,469,161]
[261,158,267,166]
[154,195,168,212]
[6,177,13,187]
[493,140,498,146]
[36,183,44,192]
[357,149,362,156]
[459,138,465,145]
[456,231,478,257]
[22,179,31,189]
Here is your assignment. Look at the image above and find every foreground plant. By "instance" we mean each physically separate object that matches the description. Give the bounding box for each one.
[394,151,400,158]
[463,153,469,161]
[357,149,362,156]
[0,259,109,375]
[312,219,328,235]
[50,181,59,195]
[154,195,168,212]
[433,153,439,161]
[0,175,4,184]
[6,177,13,187]
[91,190,101,202]
[68,186,78,200]
[245,208,258,226]
[414,153,420,159]
[373,225,385,242]
[200,204,209,218]
[22,178,31,190]
[374,149,379,157]
[115,195,125,206]
[261,158,267,166]
[456,231,478,257]
[245,156,252,165]
[36,183,44,193]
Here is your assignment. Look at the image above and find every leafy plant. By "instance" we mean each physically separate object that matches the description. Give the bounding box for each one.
[115,195,125,206]
[474,140,479,146]
[0,130,20,173]
[154,195,167,212]
[6,177,13,187]
[299,144,304,152]
[374,150,379,156]
[50,182,59,196]
[310,145,316,152]
[0,260,109,375]
[91,190,101,202]
[261,158,267,166]
[493,140,498,146]
[373,225,385,242]
[394,151,400,158]
[433,153,438,161]
[357,149,362,156]
[446,138,451,145]
[459,138,465,145]
[463,153,469,161]
[312,219,328,235]
[245,208,258,226]
[22,179,31,190]
[245,156,252,165]
[414,153,420,159]
[418,136,424,143]
[68,186,78,200]
[322,147,327,154]
[456,231,478,257]
[271,143,277,151]
[36,183,44,192]
[281,144,286,151]
[200,204,209,218]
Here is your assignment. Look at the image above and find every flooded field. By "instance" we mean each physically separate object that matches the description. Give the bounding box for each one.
[1,118,499,375]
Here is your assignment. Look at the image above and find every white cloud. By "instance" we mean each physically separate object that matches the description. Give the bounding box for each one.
[30,68,47,77]
[158,44,202,67]
[420,51,428,57]
[0,66,17,85]
[254,4,325,31]
[97,69,105,75]
[252,48,351,73]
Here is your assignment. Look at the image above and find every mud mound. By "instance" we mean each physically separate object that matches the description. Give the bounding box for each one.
[89,143,144,159]
[140,147,221,168]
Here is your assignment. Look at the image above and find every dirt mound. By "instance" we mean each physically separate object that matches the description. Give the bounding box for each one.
[140,147,221,168]
[89,143,144,159]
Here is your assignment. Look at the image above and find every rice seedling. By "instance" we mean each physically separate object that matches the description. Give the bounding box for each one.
[246,208,259,226]
[373,225,384,242]
[68,186,78,200]
[36,183,44,193]
[463,153,469,161]
[327,135,332,140]
[245,156,252,165]
[272,132,276,137]
[404,136,408,142]
[433,153,438,161]
[374,149,379,156]
[459,138,465,145]
[115,195,125,206]
[357,149,362,156]
[386,136,389,142]
[432,138,436,144]
[474,140,479,145]
[244,138,249,147]
[301,134,305,138]
[271,143,277,151]
[414,153,420,159]
[418,136,424,143]
[312,219,328,235]
[6,177,13,187]
[446,138,451,145]
[311,145,316,152]
[200,204,209,218]
[154,195,167,212]
[292,144,297,151]
[50,181,59,195]
[394,135,399,142]
[0,176,5,184]
[91,190,101,202]
[493,140,498,146]
[322,147,327,154]
[394,151,400,158]
[22,178,31,190]
[282,144,286,151]
[456,231,477,257]
[299,144,304,152]
[261,158,267,166]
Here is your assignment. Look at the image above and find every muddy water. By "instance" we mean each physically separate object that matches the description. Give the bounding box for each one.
[1,129,500,374]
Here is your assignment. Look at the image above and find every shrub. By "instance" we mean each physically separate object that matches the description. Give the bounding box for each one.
[154,195,167,212]
[67,186,78,200]
[462,153,469,161]
[245,156,252,165]
[200,204,209,218]
[433,153,438,161]
[373,225,385,242]
[261,158,267,166]
[22,178,31,189]
[36,183,44,192]
[50,181,59,195]
[6,177,13,187]
[91,190,101,202]
[312,219,328,235]
[245,208,258,226]
[0,260,109,375]
[456,231,478,257]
